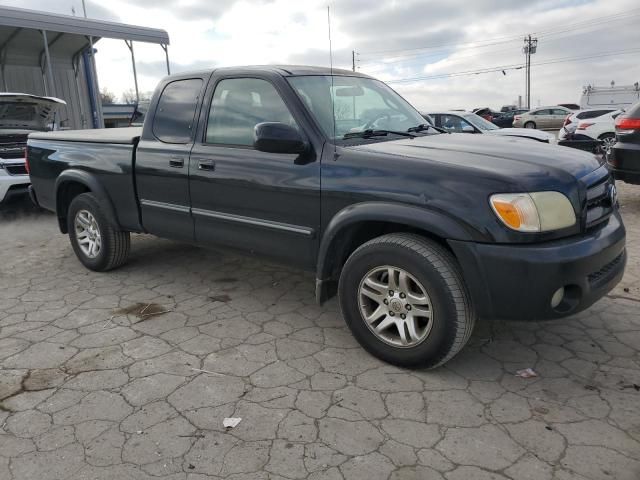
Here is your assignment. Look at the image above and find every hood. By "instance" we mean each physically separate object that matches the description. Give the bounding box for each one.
[0,93,66,130]
[348,132,601,181]
[485,127,555,143]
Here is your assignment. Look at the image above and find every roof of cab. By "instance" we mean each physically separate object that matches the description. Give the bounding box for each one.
[168,65,373,79]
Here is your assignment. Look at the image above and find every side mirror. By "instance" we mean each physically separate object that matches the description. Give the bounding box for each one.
[254,122,307,154]
[462,125,475,133]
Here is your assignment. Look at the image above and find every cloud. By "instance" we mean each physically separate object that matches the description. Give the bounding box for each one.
[9,0,640,111]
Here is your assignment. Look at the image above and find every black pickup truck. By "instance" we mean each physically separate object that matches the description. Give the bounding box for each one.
[27,66,626,368]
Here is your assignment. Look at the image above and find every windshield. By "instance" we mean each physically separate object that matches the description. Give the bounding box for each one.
[287,75,427,140]
[463,113,500,131]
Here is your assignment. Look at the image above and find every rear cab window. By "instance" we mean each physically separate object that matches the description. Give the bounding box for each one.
[152,79,204,143]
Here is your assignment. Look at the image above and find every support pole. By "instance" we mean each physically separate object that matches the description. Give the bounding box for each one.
[41,30,56,97]
[125,40,140,105]
[352,50,355,72]
[72,53,86,128]
[523,35,537,110]
[161,43,171,75]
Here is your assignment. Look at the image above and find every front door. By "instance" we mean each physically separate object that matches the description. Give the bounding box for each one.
[189,75,321,269]
[136,76,206,241]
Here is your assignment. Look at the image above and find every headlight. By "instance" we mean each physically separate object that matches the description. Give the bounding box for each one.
[490,192,576,232]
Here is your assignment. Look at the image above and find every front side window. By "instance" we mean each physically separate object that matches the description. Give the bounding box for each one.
[206,78,298,146]
[532,109,550,116]
[439,114,474,133]
[152,79,203,143]
[464,113,499,131]
[288,75,426,140]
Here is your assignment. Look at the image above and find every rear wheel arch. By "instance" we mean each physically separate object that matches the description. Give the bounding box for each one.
[55,171,119,234]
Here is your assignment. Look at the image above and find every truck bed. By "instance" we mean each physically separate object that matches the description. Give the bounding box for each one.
[27,127,143,232]
[29,127,142,144]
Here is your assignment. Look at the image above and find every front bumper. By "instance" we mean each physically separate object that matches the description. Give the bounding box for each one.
[450,211,626,321]
[0,169,30,203]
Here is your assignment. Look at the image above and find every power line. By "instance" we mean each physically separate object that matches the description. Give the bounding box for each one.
[359,11,640,69]
[385,48,640,84]
[357,7,640,60]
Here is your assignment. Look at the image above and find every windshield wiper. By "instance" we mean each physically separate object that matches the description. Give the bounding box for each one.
[343,129,417,140]
[407,123,449,134]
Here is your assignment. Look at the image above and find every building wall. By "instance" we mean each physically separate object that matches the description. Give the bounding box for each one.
[1,53,94,130]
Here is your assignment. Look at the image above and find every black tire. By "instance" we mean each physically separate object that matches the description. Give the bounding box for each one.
[524,121,536,129]
[67,193,130,271]
[338,233,475,369]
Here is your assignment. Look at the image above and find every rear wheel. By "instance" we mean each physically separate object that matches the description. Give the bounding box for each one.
[524,121,536,129]
[67,193,130,271]
[338,233,475,368]
[598,132,616,156]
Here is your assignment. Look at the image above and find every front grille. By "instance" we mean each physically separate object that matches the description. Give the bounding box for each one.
[588,252,624,288]
[584,173,615,230]
[5,164,27,175]
[0,137,27,159]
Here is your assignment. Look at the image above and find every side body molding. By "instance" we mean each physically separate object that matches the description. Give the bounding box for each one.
[315,201,474,303]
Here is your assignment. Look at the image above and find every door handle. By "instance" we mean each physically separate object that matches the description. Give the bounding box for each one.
[198,160,216,171]
[169,157,184,168]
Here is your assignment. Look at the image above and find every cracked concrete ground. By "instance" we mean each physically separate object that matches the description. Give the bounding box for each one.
[0,183,639,480]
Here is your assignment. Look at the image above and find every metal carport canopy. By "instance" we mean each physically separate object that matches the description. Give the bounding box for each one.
[0,6,170,128]
[0,5,170,45]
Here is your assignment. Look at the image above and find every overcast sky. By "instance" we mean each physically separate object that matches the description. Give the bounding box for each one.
[6,0,640,110]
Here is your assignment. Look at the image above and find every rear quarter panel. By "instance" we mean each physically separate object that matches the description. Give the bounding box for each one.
[28,139,141,231]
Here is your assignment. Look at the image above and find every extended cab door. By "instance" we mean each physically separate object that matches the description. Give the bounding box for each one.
[135,75,207,241]
[188,73,321,268]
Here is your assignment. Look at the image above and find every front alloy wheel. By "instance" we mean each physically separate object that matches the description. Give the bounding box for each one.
[359,266,433,347]
[338,233,476,368]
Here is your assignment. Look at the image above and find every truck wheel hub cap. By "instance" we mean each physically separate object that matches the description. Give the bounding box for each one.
[358,265,434,348]
[75,210,102,259]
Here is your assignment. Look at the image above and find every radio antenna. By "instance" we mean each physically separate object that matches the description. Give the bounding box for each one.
[327,6,337,151]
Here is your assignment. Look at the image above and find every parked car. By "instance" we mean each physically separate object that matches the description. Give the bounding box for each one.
[27,66,626,368]
[426,111,554,143]
[608,100,640,184]
[513,106,573,130]
[492,109,529,128]
[0,93,65,203]
[557,108,617,153]
[574,110,624,155]
[560,109,618,138]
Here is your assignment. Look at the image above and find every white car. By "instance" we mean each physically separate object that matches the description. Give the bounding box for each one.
[0,93,65,203]
[425,111,556,143]
[558,108,618,140]
[573,110,625,154]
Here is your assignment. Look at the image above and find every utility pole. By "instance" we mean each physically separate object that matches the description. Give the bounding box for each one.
[523,35,538,109]
[352,50,356,72]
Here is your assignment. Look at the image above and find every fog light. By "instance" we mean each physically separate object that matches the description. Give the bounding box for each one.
[551,287,565,309]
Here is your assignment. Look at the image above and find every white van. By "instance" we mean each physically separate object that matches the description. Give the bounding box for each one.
[580,83,640,110]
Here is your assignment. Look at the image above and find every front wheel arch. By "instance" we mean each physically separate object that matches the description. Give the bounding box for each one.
[315,203,475,304]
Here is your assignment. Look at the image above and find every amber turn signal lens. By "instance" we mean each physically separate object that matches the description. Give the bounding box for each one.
[491,201,521,229]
